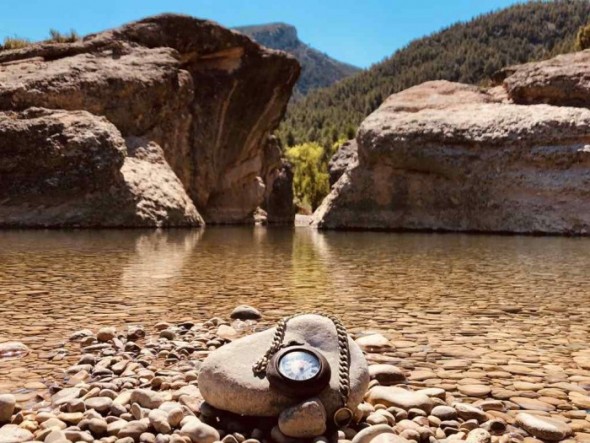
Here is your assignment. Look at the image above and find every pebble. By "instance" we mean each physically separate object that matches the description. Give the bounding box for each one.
[366,386,433,413]
[278,398,326,438]
[0,395,15,424]
[0,308,589,443]
[454,403,487,423]
[97,327,117,342]
[180,418,220,443]
[130,389,165,409]
[230,305,261,320]
[356,334,389,351]
[0,424,34,443]
[351,424,394,443]
[516,413,573,441]
[368,365,407,385]
[84,396,113,413]
[149,409,172,434]
[458,385,492,397]
[431,405,457,421]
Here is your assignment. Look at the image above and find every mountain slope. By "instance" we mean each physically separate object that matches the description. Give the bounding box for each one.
[279,0,590,148]
[234,23,361,97]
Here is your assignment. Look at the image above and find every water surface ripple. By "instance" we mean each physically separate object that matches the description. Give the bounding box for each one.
[0,228,589,394]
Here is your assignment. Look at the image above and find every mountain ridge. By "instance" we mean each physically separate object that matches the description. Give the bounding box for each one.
[234,23,361,97]
[278,0,590,148]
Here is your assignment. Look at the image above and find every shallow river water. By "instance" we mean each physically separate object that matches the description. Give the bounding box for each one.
[1,228,589,406]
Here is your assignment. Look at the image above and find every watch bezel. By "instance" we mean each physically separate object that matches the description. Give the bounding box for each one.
[266,346,331,398]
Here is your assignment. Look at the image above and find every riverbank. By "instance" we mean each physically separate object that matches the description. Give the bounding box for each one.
[0,308,589,443]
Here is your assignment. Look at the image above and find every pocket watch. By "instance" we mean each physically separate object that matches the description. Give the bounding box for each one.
[265,345,331,397]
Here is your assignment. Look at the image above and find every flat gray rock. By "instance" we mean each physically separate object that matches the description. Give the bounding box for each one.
[198,314,369,417]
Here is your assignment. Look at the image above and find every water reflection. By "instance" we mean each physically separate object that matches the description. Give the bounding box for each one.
[0,228,589,389]
[122,230,203,290]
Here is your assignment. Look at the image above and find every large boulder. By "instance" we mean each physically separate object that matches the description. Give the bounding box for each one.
[329,140,358,187]
[198,314,370,418]
[501,49,590,107]
[0,14,299,226]
[0,109,201,227]
[313,80,590,235]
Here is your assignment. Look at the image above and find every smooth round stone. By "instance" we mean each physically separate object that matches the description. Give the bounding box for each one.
[371,434,411,443]
[84,396,113,413]
[180,418,219,443]
[216,325,238,341]
[459,385,491,397]
[453,403,487,423]
[516,413,573,441]
[278,398,326,438]
[118,420,149,441]
[466,428,491,443]
[0,342,29,359]
[569,393,590,409]
[510,397,555,412]
[130,389,166,409]
[0,424,34,443]
[514,382,544,391]
[97,327,116,342]
[149,409,171,434]
[366,386,433,413]
[431,405,457,421]
[88,418,108,435]
[166,407,184,427]
[0,395,15,424]
[230,305,262,320]
[351,424,394,443]
[199,314,370,418]
[368,365,406,385]
[356,334,390,351]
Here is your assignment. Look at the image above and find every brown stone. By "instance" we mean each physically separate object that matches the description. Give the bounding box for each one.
[313,79,590,235]
[0,14,300,226]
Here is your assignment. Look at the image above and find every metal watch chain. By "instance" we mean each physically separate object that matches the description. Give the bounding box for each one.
[252,312,353,427]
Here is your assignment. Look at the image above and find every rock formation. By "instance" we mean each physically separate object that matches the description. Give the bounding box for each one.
[0,14,299,227]
[198,314,369,418]
[498,49,590,108]
[314,76,590,235]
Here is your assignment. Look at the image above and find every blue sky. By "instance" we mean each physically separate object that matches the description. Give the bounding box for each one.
[1,0,525,68]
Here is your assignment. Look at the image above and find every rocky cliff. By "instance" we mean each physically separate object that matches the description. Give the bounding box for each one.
[314,53,590,235]
[0,14,300,227]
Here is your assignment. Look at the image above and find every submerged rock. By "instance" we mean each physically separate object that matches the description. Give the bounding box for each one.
[314,80,590,234]
[230,305,262,321]
[0,342,29,359]
[0,14,300,227]
[198,314,370,417]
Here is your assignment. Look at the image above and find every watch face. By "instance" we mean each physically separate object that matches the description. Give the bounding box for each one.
[278,350,321,381]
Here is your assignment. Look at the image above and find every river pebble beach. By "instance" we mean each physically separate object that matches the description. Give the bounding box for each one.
[0,306,589,443]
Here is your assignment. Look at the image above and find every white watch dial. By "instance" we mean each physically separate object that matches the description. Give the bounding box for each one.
[278,350,321,381]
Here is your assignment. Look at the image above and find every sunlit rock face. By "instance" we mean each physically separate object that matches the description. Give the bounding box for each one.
[0,14,300,226]
[314,80,590,235]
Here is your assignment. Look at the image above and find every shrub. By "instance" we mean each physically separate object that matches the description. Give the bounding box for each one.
[49,28,80,43]
[1,36,30,51]
[576,24,590,50]
[285,143,330,212]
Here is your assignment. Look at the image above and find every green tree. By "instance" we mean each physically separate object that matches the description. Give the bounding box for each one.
[576,24,590,50]
[285,143,330,212]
